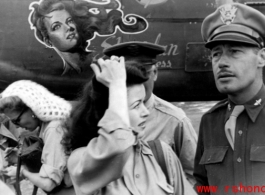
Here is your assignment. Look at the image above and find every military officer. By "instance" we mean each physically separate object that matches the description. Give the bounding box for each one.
[194,3,265,195]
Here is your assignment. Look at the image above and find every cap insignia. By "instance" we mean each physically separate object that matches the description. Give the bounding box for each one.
[220,4,238,25]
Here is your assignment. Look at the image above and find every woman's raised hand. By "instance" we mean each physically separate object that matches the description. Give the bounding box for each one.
[91,56,126,87]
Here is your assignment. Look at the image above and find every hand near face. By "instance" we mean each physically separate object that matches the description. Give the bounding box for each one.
[91,56,126,87]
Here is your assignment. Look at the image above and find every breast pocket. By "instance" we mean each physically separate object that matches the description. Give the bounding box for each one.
[250,145,265,184]
[199,146,228,165]
[250,145,265,162]
[199,146,228,183]
[157,181,174,195]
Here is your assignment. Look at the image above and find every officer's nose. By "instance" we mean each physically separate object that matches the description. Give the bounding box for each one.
[218,53,230,69]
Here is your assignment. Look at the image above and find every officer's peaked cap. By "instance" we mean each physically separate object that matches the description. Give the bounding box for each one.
[103,41,165,65]
[202,3,265,49]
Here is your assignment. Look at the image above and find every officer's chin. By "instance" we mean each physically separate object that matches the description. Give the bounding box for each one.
[216,84,235,94]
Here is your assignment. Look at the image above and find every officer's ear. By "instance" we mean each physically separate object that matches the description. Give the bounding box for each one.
[257,48,265,68]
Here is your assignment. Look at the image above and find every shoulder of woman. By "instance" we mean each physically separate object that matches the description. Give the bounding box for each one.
[41,120,65,139]
[42,120,64,130]
[67,147,86,172]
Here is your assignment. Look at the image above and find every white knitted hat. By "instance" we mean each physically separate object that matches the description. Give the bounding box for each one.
[1,80,72,122]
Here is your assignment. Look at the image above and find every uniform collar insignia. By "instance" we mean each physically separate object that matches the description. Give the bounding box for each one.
[220,4,238,25]
[254,98,262,106]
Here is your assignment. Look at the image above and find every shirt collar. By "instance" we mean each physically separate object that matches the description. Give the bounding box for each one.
[225,85,265,123]
[144,93,155,110]
[135,140,153,156]
[207,86,265,123]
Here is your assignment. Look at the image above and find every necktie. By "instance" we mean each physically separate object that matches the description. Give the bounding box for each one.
[225,105,244,150]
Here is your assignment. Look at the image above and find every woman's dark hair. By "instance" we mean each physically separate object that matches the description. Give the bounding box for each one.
[62,62,148,154]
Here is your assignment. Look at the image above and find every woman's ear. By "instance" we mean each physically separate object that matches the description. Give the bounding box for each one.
[258,48,265,68]
[44,38,53,48]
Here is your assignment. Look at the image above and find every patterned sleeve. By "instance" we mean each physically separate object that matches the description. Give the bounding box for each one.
[39,121,67,185]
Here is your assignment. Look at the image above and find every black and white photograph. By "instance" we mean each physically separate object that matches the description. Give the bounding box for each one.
[1,0,264,195]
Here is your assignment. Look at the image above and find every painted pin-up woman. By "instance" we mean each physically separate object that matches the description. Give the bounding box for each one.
[29,0,148,74]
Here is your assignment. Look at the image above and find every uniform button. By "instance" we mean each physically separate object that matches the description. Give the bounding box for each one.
[238,130,243,136]
[135,174,140,178]
[237,157,242,163]
[207,156,211,162]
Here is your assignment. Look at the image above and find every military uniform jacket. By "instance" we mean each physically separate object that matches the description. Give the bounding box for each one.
[194,86,265,195]
[142,94,197,185]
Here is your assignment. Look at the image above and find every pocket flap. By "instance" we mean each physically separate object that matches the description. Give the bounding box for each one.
[157,181,174,194]
[250,145,265,162]
[199,146,228,165]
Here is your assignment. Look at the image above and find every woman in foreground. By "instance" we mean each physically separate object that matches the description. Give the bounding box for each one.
[63,56,196,195]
